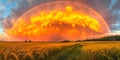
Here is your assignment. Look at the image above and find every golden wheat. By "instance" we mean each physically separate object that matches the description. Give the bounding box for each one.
[0,42,75,60]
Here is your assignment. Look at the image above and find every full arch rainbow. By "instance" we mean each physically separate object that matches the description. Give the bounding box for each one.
[6,1,111,41]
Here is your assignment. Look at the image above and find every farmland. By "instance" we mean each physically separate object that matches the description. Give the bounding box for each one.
[0,41,120,60]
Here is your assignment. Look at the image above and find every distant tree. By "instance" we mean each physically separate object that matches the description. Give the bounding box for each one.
[25,40,27,43]
[61,40,71,42]
[28,40,31,43]
[75,40,82,42]
[84,35,120,41]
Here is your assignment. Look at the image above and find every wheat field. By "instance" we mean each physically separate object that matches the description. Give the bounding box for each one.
[0,41,120,60]
[80,41,120,60]
[0,42,75,60]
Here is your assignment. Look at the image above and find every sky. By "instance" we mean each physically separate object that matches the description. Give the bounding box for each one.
[0,0,120,41]
[0,0,17,40]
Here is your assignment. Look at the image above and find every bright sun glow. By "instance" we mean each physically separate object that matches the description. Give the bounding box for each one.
[6,1,110,41]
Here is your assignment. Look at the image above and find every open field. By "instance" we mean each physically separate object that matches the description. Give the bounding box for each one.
[0,41,120,60]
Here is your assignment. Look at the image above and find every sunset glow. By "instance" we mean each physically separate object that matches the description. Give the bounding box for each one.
[5,1,110,41]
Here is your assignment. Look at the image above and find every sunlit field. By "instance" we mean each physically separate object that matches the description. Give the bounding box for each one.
[0,42,75,60]
[80,41,120,60]
[0,41,120,60]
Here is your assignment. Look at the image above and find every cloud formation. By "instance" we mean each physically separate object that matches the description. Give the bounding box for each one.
[2,0,120,33]
[0,1,5,27]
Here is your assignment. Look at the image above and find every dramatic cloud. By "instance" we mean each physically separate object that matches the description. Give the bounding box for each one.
[2,0,120,37]
[109,0,120,33]
[4,0,113,29]
[0,0,120,41]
